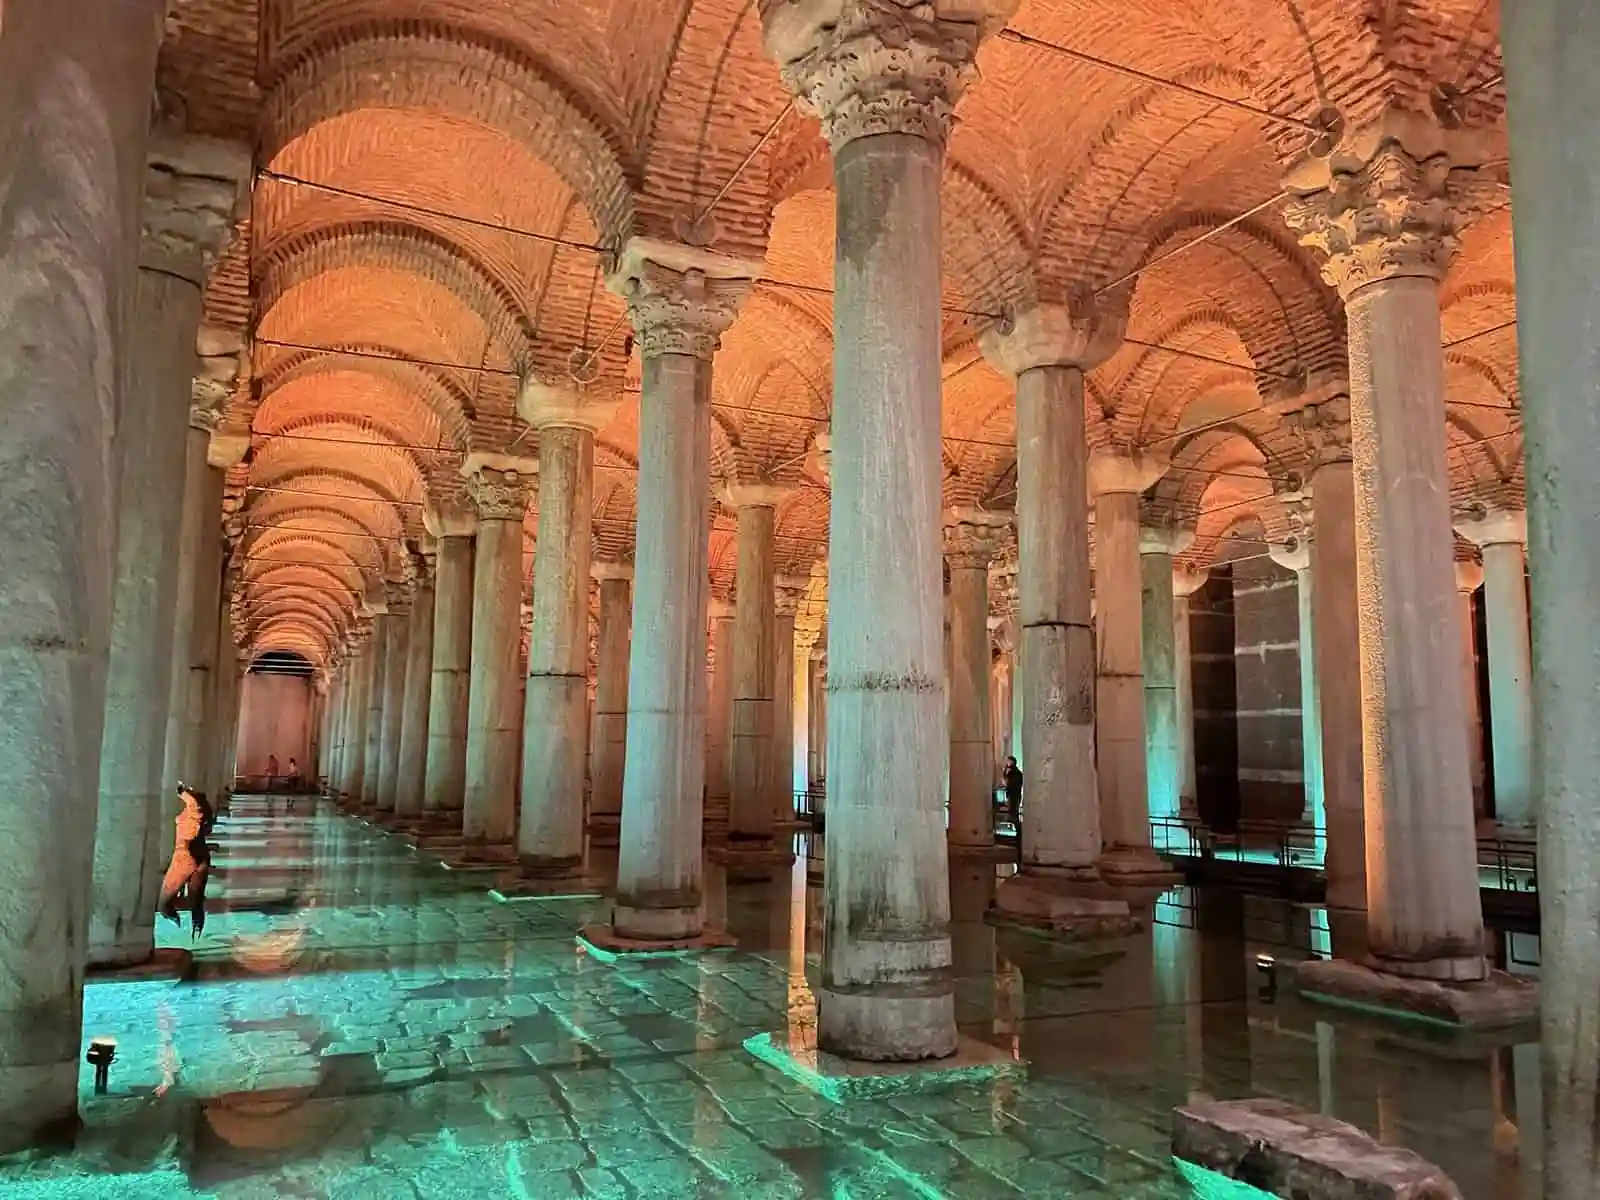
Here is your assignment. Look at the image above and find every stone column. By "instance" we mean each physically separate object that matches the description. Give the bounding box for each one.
[762,0,1015,1060]
[1286,118,1487,982]
[1139,527,1192,829]
[600,239,753,946]
[809,646,828,795]
[1269,537,1326,838]
[589,560,633,845]
[395,549,436,818]
[1503,7,1600,1187]
[513,386,614,884]
[460,456,534,854]
[980,305,1132,929]
[343,622,376,803]
[375,594,411,812]
[1457,508,1534,829]
[706,597,736,828]
[1089,449,1172,881]
[1454,559,1487,820]
[944,508,1010,853]
[724,486,790,862]
[165,410,219,792]
[1173,565,1207,818]
[89,139,243,967]
[423,505,476,818]
[361,608,391,808]
[773,574,808,826]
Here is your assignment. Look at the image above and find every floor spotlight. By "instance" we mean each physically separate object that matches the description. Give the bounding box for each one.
[1255,953,1278,1003]
[86,1036,117,1095]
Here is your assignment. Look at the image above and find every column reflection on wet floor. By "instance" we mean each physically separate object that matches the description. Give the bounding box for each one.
[0,799,1542,1198]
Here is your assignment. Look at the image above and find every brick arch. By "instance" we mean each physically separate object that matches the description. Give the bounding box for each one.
[243,595,345,647]
[1155,422,1296,522]
[249,433,430,517]
[243,507,398,581]
[250,622,336,665]
[247,564,360,618]
[1112,309,1257,440]
[943,160,1032,314]
[258,348,475,450]
[243,532,370,597]
[262,21,636,244]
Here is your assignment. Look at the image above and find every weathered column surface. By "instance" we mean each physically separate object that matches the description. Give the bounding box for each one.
[772,574,808,827]
[325,668,347,792]
[375,596,411,811]
[1287,116,1490,985]
[1457,508,1534,829]
[513,386,612,883]
[460,456,534,854]
[90,137,244,967]
[1269,537,1325,839]
[1090,449,1173,882]
[724,487,789,863]
[944,509,1010,852]
[361,608,392,808]
[343,623,376,803]
[1139,527,1191,829]
[588,561,633,844]
[602,239,753,946]
[1454,559,1487,820]
[980,307,1132,930]
[423,508,475,817]
[395,550,436,818]
[706,597,736,829]
[1504,6,1600,1190]
[1173,565,1207,818]
[762,0,1016,1060]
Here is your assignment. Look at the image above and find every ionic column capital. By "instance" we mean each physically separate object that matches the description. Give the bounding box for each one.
[1138,524,1194,557]
[592,558,635,583]
[607,237,759,362]
[759,0,1015,152]
[141,128,250,284]
[942,507,1012,570]
[461,454,537,522]
[979,295,1128,377]
[1455,505,1527,548]
[1088,447,1168,496]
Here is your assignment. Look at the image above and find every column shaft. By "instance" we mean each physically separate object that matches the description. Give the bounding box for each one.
[163,422,211,793]
[730,502,778,847]
[376,607,410,810]
[1140,547,1180,824]
[463,507,525,845]
[181,475,225,785]
[345,643,374,802]
[1455,568,1487,820]
[1095,490,1155,866]
[362,612,390,807]
[1293,564,1325,835]
[947,562,994,848]
[706,606,735,822]
[1174,588,1199,816]
[773,606,798,823]
[589,570,632,841]
[1481,539,1534,826]
[424,533,474,814]
[395,577,435,817]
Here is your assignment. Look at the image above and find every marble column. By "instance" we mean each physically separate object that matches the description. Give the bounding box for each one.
[1457,508,1534,828]
[1173,565,1207,818]
[807,646,827,792]
[1454,559,1487,820]
[165,411,218,793]
[589,561,633,845]
[395,550,436,818]
[1269,537,1326,839]
[763,1,1014,1060]
[325,669,345,792]
[361,608,391,808]
[343,623,376,804]
[375,596,411,812]
[989,616,1013,769]
[773,574,808,825]
[1090,449,1171,880]
[514,386,613,881]
[1287,120,1485,980]
[460,456,534,852]
[89,142,242,968]
[706,597,736,827]
[725,487,789,859]
[603,238,753,945]
[1503,7,1600,1187]
[423,505,476,818]
[1139,528,1192,829]
[980,305,1131,927]
[944,508,1011,852]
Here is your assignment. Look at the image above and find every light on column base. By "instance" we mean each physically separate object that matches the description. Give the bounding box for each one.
[85,1037,117,1095]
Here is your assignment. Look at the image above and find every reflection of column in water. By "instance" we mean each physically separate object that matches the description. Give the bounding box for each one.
[1152,891,1202,1096]
[948,863,998,1034]
[1196,888,1250,1099]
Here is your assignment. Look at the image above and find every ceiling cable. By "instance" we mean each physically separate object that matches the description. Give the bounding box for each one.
[1094,190,1293,297]
[696,98,794,222]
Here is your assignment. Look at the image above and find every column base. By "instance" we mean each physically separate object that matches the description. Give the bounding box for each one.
[817,986,956,1063]
[743,1029,1020,1102]
[578,923,736,961]
[0,1062,78,1156]
[492,859,603,901]
[992,868,1141,939]
[708,839,795,879]
[947,838,1017,863]
[1096,845,1185,889]
[87,946,193,983]
[1295,957,1539,1030]
[587,812,622,846]
[439,840,515,870]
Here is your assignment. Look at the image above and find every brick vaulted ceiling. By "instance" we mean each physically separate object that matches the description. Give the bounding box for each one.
[165,0,1518,668]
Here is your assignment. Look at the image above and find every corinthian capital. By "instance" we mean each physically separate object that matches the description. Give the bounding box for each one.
[942,507,1012,570]
[461,453,536,522]
[1283,110,1484,299]
[759,0,1017,151]
[607,238,759,361]
[141,128,250,283]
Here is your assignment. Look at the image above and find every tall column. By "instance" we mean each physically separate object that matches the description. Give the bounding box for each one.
[944,508,1010,852]
[809,646,827,793]
[1139,527,1192,827]
[1173,565,1207,818]
[343,622,376,804]
[460,456,534,853]
[705,597,735,827]
[1269,537,1325,838]
[980,305,1133,928]
[513,387,613,883]
[165,411,217,792]
[361,607,391,808]
[209,596,243,799]
[1089,449,1172,881]
[763,1,1015,1060]
[1503,8,1600,1189]
[589,560,633,845]
[394,548,436,818]
[601,239,753,946]
[1457,508,1534,829]
[89,139,244,967]
[1286,117,1486,981]
[375,593,411,812]
[325,668,345,791]
[773,574,808,825]
[1454,559,1487,821]
[423,505,475,819]
[724,487,789,862]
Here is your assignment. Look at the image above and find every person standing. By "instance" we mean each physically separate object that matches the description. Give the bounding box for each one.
[1002,756,1023,826]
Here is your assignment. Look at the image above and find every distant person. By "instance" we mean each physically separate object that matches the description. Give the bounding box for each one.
[1002,756,1023,826]
[286,757,301,808]
[266,753,280,790]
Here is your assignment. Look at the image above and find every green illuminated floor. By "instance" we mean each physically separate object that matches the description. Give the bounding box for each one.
[0,798,1538,1198]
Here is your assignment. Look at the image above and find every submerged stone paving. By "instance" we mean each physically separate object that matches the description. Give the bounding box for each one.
[0,799,1538,1198]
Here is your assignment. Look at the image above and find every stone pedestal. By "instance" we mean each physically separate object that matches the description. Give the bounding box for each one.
[460,459,533,852]
[395,554,436,818]
[588,562,633,845]
[607,239,754,946]
[943,508,1010,852]
[423,513,475,820]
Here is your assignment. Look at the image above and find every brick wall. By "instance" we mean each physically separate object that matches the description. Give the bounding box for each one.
[1226,540,1306,824]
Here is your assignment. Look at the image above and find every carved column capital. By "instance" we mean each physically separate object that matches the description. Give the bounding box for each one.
[140,128,250,284]
[759,0,1014,152]
[516,380,620,432]
[1455,504,1527,548]
[607,237,759,362]
[774,573,811,617]
[1138,525,1195,557]
[189,404,222,434]
[461,453,536,522]
[1279,389,1353,471]
[987,557,1018,616]
[942,507,1012,570]
[979,294,1129,377]
[1088,447,1169,496]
